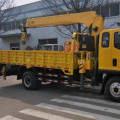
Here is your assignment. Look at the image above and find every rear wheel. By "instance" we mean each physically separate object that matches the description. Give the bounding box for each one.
[106,77,120,102]
[22,71,40,90]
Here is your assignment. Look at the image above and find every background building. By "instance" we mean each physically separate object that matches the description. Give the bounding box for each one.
[0,0,120,50]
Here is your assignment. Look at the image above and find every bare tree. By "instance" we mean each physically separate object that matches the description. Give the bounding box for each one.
[0,0,15,32]
[40,0,109,38]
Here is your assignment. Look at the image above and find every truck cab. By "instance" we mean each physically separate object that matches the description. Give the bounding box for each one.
[95,29,120,101]
[99,29,120,72]
[40,44,63,51]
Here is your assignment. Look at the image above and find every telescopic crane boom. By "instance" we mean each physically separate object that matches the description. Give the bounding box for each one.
[21,11,104,44]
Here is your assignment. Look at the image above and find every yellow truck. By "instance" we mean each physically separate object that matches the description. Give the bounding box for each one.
[0,11,120,102]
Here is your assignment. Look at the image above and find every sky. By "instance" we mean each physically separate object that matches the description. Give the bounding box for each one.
[15,0,40,6]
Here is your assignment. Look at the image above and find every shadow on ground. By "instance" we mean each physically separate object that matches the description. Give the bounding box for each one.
[0,79,105,105]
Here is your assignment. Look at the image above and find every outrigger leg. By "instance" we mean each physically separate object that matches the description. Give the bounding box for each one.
[78,60,85,89]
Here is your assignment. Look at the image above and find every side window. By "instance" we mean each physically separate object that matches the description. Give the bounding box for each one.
[59,46,63,51]
[10,43,20,50]
[114,32,120,49]
[54,45,58,51]
[102,33,110,47]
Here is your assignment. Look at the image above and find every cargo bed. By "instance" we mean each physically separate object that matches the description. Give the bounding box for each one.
[0,50,79,75]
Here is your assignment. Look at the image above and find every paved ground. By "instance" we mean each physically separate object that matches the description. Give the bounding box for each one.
[0,76,120,120]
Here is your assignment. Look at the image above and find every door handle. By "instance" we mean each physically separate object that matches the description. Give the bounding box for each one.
[113,59,117,66]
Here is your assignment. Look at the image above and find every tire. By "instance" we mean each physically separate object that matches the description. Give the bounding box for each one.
[106,76,120,102]
[22,71,40,90]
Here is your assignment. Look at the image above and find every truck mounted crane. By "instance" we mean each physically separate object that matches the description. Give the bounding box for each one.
[0,11,120,102]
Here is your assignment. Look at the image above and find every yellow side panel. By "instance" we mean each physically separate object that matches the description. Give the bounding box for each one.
[99,31,112,70]
[112,48,120,71]
[99,29,120,72]
[0,50,79,75]
[111,29,120,71]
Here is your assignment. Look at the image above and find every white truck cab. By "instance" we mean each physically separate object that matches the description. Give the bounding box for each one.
[40,44,63,51]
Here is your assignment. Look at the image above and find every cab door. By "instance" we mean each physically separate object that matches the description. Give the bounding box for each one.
[112,31,120,71]
[99,31,112,70]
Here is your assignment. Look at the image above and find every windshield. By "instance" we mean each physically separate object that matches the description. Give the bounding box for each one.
[41,46,52,51]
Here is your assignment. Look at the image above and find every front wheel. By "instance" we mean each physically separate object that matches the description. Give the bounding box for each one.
[22,71,40,90]
[106,77,120,102]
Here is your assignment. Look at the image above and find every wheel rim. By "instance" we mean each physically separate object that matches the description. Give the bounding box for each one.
[110,82,120,98]
[24,75,31,87]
